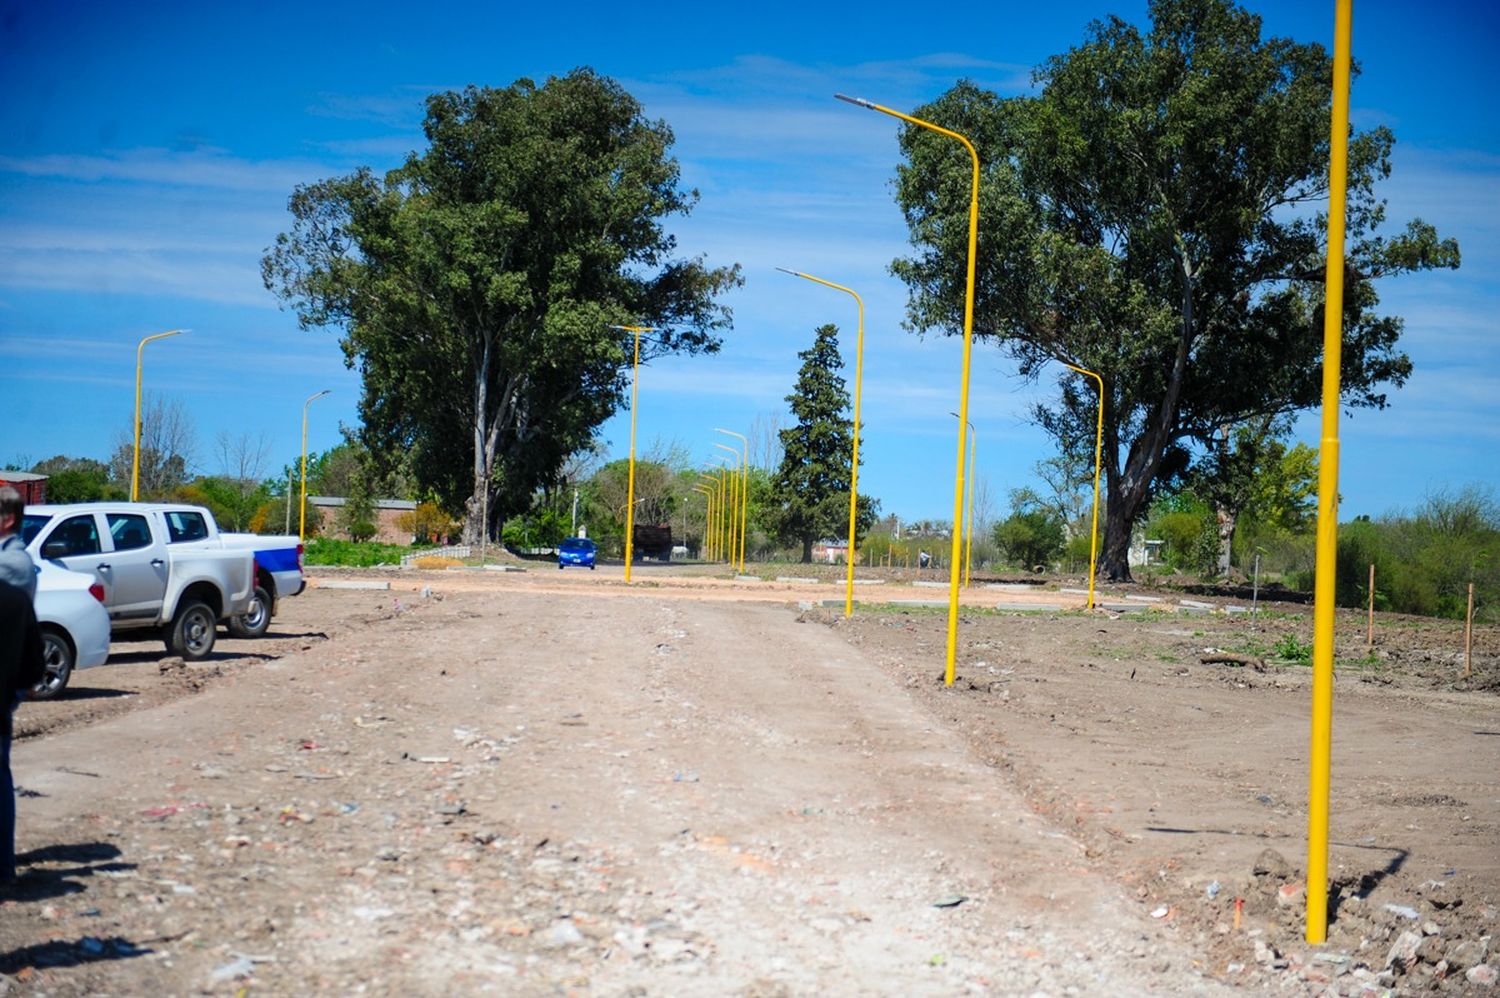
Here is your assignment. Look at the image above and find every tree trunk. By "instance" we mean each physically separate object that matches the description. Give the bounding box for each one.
[1215,505,1236,577]
[1099,252,1200,582]
[1100,488,1135,581]
[463,334,503,546]
[801,537,813,563]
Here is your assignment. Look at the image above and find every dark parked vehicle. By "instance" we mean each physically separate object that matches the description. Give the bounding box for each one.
[558,537,597,570]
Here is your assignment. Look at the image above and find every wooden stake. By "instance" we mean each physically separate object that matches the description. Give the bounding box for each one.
[1367,563,1375,651]
[1464,582,1474,679]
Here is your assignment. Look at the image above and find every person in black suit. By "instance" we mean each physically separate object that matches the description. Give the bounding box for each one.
[1,578,44,882]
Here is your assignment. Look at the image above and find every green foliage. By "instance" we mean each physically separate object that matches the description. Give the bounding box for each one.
[347,521,377,543]
[336,456,378,541]
[1063,530,1095,573]
[993,511,1064,570]
[888,0,1459,581]
[768,324,879,562]
[263,70,741,543]
[1328,488,1500,622]
[302,538,407,567]
[31,457,122,503]
[1233,521,1314,583]
[500,506,571,550]
[1188,416,1318,573]
[174,476,273,534]
[1144,492,1220,575]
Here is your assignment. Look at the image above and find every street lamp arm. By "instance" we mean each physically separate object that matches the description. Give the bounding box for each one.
[835,95,981,165]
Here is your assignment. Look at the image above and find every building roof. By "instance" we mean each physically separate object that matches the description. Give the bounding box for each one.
[0,471,48,482]
[308,496,418,511]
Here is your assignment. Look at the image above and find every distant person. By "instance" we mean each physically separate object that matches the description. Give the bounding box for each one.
[0,486,35,600]
[918,549,931,570]
[1,578,45,883]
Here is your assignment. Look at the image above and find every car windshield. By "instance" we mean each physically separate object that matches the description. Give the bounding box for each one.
[561,539,594,551]
[21,513,53,546]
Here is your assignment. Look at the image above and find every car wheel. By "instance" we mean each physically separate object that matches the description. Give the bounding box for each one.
[589,563,596,570]
[166,600,216,660]
[32,628,75,700]
[558,563,565,570]
[228,585,272,639]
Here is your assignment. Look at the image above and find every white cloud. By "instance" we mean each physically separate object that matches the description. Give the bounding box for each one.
[0,148,334,193]
[0,249,274,308]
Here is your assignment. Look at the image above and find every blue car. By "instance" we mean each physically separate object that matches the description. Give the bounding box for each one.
[558,537,597,570]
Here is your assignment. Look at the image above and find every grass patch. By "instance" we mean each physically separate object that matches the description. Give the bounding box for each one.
[1274,632,1313,665]
[303,538,412,567]
[1337,651,1384,673]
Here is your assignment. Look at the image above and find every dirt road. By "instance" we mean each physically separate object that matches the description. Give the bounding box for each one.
[2,566,1495,994]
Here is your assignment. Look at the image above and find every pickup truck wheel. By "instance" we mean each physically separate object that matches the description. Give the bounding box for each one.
[167,601,217,660]
[32,628,74,700]
[228,585,271,639]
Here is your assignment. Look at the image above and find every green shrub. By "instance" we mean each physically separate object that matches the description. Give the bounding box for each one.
[1328,488,1499,622]
[993,511,1064,570]
[1274,632,1312,664]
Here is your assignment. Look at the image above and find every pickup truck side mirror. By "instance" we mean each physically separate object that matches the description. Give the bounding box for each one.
[42,540,69,560]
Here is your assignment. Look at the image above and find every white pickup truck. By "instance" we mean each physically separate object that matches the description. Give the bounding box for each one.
[134,503,306,640]
[22,503,258,661]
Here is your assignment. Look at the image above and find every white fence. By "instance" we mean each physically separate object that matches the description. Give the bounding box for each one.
[399,544,472,566]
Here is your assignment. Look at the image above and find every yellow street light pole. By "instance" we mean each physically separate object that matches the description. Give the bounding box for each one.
[949,412,976,587]
[715,428,750,572]
[776,269,867,617]
[838,93,980,685]
[1307,0,1353,946]
[693,485,715,560]
[299,389,331,541]
[711,457,737,561]
[697,476,719,560]
[131,328,186,501]
[1059,362,1105,610]
[701,473,723,561]
[611,324,657,583]
[706,467,728,561]
[713,442,742,571]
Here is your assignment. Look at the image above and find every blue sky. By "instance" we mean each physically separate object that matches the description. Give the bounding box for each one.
[2,0,1496,523]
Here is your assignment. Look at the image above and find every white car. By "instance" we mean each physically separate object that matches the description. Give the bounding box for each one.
[32,560,111,699]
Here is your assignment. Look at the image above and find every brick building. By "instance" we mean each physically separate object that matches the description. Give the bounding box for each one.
[0,471,47,504]
[308,496,419,545]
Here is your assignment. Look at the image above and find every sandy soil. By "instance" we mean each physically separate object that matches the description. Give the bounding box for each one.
[2,563,1495,995]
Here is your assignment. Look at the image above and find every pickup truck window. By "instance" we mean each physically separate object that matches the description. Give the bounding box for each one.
[163,510,209,543]
[44,514,101,558]
[21,513,53,546]
[108,513,153,551]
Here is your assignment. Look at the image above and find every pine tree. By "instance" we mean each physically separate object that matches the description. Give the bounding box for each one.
[770,324,878,562]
